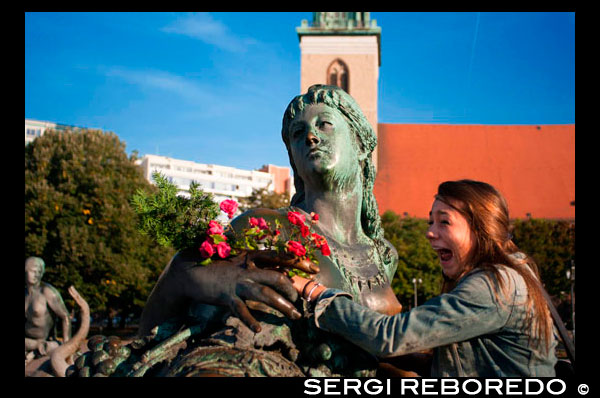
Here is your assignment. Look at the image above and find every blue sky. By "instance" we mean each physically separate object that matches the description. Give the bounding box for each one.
[25,12,575,170]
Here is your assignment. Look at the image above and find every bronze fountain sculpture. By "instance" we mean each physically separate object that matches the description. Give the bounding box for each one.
[36,85,411,377]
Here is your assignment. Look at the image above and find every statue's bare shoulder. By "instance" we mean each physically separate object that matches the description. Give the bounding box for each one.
[40,282,61,300]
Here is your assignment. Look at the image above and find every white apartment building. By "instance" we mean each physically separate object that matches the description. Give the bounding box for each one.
[25,119,59,145]
[136,154,290,205]
[25,118,294,215]
[25,118,98,145]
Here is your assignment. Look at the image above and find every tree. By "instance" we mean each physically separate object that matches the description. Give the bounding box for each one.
[511,218,575,297]
[238,187,291,212]
[25,129,175,324]
[381,211,442,308]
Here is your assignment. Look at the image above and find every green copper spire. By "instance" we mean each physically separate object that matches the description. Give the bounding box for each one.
[298,12,380,31]
[297,12,381,65]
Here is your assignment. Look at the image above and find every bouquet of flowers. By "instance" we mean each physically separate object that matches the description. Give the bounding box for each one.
[132,172,329,277]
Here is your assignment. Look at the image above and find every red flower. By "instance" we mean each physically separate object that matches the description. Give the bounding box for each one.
[274,230,281,236]
[300,224,310,238]
[257,218,269,230]
[199,240,215,258]
[249,217,269,230]
[310,212,320,222]
[215,241,231,258]
[287,211,306,227]
[320,243,331,256]
[220,200,238,219]
[287,241,307,257]
[207,220,224,235]
[311,233,327,248]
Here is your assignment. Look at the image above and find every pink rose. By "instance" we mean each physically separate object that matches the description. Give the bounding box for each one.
[287,211,306,226]
[287,240,307,257]
[215,241,231,258]
[257,218,269,230]
[249,217,259,227]
[220,199,238,219]
[199,240,215,258]
[207,220,224,235]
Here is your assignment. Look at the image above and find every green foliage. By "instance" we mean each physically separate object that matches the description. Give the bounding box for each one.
[511,218,575,297]
[381,211,442,307]
[239,187,290,212]
[131,177,315,277]
[25,129,175,318]
[131,172,220,251]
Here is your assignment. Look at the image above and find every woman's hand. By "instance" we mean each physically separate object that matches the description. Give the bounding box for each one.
[291,275,327,303]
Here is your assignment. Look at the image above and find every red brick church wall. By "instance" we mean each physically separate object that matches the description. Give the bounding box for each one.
[374,124,575,220]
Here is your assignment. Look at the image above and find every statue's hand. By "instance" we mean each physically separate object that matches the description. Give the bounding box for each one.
[184,251,316,333]
[246,249,320,275]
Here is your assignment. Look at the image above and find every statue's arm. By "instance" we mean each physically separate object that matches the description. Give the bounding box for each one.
[138,244,302,337]
[43,284,71,343]
[138,248,225,336]
[137,253,189,336]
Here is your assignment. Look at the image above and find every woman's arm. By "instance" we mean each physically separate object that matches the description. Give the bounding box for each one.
[295,271,512,358]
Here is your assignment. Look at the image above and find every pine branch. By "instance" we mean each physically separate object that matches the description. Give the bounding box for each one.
[131,172,219,251]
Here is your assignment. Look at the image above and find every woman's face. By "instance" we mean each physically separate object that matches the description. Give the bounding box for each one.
[426,199,476,279]
[287,103,359,184]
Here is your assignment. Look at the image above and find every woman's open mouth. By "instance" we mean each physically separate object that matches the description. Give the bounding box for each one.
[435,248,453,263]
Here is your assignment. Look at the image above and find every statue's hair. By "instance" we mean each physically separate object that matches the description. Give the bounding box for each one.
[25,256,45,274]
[281,84,397,272]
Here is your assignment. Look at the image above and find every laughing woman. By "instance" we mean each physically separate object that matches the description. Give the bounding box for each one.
[292,180,557,377]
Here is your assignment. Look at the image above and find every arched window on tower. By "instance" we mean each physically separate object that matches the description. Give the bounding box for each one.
[327,59,349,93]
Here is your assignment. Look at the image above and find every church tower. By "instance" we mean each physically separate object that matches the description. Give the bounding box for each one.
[297,12,381,167]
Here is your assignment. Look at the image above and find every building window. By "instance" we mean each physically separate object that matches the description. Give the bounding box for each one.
[327,59,349,93]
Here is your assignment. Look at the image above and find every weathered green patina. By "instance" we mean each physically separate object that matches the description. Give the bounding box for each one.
[67,85,403,377]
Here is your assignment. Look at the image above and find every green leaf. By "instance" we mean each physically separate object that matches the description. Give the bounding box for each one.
[199,258,212,266]
[210,234,226,244]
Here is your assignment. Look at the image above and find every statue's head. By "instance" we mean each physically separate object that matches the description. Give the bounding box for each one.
[281,85,396,269]
[25,256,45,286]
[281,84,377,205]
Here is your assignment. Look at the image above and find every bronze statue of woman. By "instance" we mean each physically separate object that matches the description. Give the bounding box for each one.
[69,85,411,377]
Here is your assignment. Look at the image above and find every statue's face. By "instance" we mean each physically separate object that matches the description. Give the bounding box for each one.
[287,103,359,184]
[25,260,43,286]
